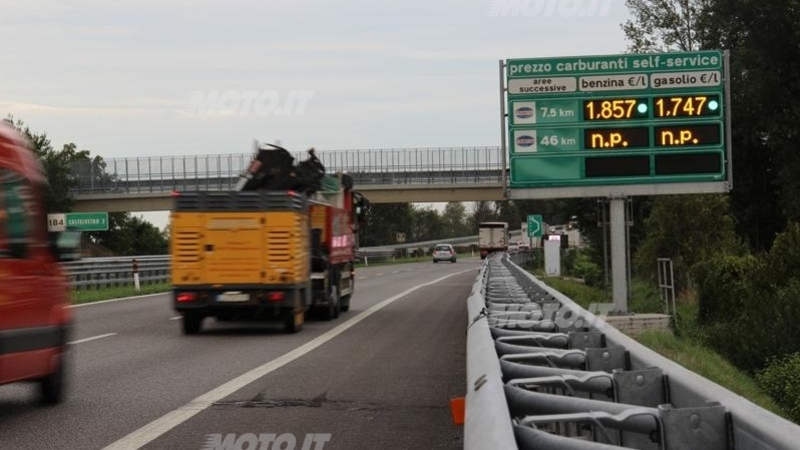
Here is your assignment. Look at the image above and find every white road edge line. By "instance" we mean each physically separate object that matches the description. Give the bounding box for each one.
[69,333,117,345]
[70,292,168,308]
[101,268,476,450]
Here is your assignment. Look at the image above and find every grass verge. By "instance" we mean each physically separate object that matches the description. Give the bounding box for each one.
[636,330,787,418]
[72,282,171,305]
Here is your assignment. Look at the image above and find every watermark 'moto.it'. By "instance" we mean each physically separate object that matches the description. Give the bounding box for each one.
[183,90,314,116]
[487,0,614,18]
[201,433,331,450]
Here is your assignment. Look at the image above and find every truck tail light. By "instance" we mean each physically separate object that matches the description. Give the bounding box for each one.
[267,292,285,302]
[176,293,196,302]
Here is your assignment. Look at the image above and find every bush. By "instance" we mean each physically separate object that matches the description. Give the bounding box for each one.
[557,248,601,286]
[756,353,800,423]
[698,274,800,373]
[764,222,800,286]
[690,253,762,325]
[632,194,747,293]
[629,280,664,314]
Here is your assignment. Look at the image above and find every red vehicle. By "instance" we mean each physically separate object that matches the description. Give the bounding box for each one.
[0,122,81,404]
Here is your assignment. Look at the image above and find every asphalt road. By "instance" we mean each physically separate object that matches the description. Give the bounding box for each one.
[0,259,480,450]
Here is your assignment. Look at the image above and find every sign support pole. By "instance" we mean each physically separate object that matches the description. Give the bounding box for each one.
[499,59,508,197]
[610,198,628,313]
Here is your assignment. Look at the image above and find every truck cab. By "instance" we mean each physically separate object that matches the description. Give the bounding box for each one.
[0,122,81,404]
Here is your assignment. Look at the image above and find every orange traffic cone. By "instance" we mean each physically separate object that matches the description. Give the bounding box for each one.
[450,397,465,425]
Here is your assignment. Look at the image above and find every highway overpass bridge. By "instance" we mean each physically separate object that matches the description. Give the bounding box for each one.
[69,146,506,212]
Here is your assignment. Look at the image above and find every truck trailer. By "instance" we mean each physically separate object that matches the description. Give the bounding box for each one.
[478,221,509,259]
[170,143,369,334]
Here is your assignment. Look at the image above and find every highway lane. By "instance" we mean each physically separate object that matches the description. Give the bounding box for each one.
[0,259,479,450]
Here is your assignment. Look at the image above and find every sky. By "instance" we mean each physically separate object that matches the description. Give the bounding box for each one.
[0,0,632,229]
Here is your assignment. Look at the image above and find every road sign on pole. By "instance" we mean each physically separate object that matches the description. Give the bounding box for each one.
[502,50,732,199]
[527,214,543,238]
[48,212,109,232]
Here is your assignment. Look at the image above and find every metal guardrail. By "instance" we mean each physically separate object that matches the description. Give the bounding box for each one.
[62,231,519,288]
[464,253,800,450]
[63,255,169,290]
[63,246,418,288]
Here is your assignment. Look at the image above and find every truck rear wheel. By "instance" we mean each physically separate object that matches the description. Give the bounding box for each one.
[182,313,203,335]
[340,294,351,312]
[322,286,340,321]
[283,309,304,333]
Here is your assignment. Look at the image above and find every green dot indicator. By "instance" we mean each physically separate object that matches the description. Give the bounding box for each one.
[708,100,720,111]
[637,103,648,114]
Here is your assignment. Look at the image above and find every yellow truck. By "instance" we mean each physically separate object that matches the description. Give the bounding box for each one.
[170,144,368,334]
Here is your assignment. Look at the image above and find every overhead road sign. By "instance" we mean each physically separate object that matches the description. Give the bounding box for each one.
[501,50,732,200]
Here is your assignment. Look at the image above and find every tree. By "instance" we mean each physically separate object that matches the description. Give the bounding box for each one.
[358,203,414,247]
[441,202,469,237]
[621,0,800,251]
[89,213,168,255]
[410,206,443,242]
[706,0,800,249]
[468,201,498,231]
[495,201,522,228]
[633,194,745,291]
[6,116,90,214]
[621,0,711,52]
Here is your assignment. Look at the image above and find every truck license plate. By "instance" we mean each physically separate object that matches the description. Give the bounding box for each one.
[217,292,250,302]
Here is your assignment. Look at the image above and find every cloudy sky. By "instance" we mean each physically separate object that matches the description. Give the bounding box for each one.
[0,0,632,228]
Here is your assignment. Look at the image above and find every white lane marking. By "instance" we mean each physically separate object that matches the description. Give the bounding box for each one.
[170,316,182,321]
[69,333,117,345]
[357,277,367,280]
[101,268,476,450]
[391,270,399,274]
[376,273,385,276]
[70,292,168,308]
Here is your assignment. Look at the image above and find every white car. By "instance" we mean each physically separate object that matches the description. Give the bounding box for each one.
[432,244,457,263]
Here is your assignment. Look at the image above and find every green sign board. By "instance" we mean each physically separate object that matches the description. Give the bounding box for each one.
[48,212,109,232]
[504,50,730,194]
[527,214,543,238]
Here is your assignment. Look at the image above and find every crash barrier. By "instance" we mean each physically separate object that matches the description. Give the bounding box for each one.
[355,249,395,264]
[64,246,419,290]
[464,253,800,450]
[63,255,169,290]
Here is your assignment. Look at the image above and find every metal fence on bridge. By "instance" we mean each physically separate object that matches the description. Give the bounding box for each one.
[68,146,505,195]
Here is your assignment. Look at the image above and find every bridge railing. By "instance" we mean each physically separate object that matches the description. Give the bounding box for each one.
[68,146,505,195]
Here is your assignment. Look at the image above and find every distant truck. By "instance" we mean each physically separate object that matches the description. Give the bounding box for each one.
[478,221,509,259]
